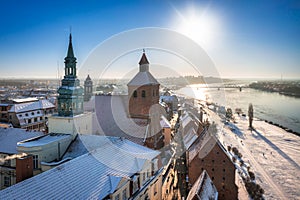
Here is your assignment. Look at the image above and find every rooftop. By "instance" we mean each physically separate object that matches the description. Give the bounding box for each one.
[0,127,44,154]
[0,136,160,200]
[9,99,55,113]
[187,170,218,200]
[17,133,72,148]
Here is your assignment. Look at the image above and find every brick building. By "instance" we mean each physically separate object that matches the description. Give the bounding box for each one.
[188,132,238,200]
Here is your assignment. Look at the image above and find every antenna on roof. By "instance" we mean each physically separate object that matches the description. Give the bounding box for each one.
[57,61,60,88]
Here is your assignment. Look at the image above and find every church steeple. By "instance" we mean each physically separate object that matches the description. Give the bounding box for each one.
[57,34,83,116]
[64,33,77,78]
[67,34,74,58]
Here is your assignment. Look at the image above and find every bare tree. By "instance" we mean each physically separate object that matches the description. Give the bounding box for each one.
[248,103,253,129]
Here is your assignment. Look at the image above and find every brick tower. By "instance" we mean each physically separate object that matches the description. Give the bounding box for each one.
[127,51,160,119]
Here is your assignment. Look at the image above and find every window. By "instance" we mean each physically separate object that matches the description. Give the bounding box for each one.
[223,169,226,172]
[133,90,137,98]
[223,177,225,180]
[19,114,22,117]
[142,90,146,98]
[37,111,40,114]
[40,117,43,121]
[122,189,127,200]
[132,175,139,193]
[34,117,37,122]
[153,90,155,96]
[28,119,32,123]
[4,176,10,187]
[212,168,214,171]
[115,193,120,200]
[33,155,39,169]
[212,177,214,181]
[25,113,29,117]
[31,112,34,115]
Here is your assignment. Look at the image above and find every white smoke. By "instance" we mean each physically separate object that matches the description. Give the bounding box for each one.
[0,153,28,164]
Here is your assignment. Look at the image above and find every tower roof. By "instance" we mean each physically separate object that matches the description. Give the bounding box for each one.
[139,52,149,65]
[128,51,159,86]
[67,34,75,58]
[86,74,91,81]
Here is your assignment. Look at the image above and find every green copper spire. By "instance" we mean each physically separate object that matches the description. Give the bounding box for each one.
[57,34,83,116]
[64,33,77,78]
[67,33,74,58]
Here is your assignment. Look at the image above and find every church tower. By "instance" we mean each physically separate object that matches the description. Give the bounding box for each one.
[84,74,93,102]
[57,34,84,116]
[127,51,160,119]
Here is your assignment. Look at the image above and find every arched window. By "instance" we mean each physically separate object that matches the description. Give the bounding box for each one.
[142,90,146,98]
[133,90,137,98]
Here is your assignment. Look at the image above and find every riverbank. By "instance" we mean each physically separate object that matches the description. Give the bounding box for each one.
[204,108,300,199]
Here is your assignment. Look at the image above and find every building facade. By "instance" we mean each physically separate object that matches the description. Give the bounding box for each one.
[84,74,93,102]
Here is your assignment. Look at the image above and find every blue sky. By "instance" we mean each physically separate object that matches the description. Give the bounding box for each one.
[0,0,299,79]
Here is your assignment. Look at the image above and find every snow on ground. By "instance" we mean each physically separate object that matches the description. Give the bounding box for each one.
[206,109,300,200]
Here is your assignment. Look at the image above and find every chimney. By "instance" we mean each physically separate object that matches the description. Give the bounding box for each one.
[16,155,33,183]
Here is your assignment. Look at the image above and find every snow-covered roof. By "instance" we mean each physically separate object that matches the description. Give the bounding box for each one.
[63,135,160,161]
[187,170,218,200]
[0,136,160,200]
[9,99,55,113]
[0,128,44,154]
[17,133,72,148]
[127,71,159,86]
[93,95,163,145]
[183,127,198,150]
[160,115,171,128]
[12,97,38,103]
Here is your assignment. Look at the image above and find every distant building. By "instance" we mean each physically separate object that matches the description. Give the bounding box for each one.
[160,90,179,111]
[0,98,55,130]
[84,74,93,102]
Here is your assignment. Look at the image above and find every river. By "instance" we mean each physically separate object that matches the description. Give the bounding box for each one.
[176,84,300,134]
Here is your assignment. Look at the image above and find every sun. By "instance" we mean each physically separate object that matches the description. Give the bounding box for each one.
[173,6,219,49]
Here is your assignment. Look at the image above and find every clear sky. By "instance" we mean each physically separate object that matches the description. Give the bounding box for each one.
[0,0,299,79]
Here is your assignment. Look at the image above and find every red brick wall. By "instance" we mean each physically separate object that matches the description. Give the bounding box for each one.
[128,85,159,118]
[16,156,33,183]
[188,143,238,200]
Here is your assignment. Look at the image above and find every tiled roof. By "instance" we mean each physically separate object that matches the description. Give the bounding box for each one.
[127,71,159,86]
[0,136,160,200]
[0,128,44,154]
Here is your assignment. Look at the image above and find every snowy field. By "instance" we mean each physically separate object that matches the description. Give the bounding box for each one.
[207,109,300,200]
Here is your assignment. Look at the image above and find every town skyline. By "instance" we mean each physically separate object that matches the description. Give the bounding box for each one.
[0,0,299,79]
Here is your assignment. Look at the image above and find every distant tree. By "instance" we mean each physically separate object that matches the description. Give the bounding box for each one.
[232,157,237,163]
[240,160,244,167]
[248,103,254,129]
[248,171,255,180]
[226,108,233,121]
[232,147,239,155]
[227,146,232,152]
